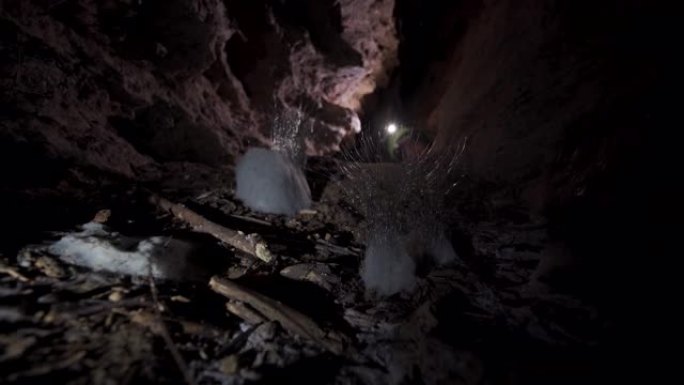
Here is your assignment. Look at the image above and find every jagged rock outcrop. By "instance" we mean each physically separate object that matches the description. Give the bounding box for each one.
[0,0,397,183]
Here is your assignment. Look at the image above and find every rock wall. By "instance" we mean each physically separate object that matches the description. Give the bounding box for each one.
[396,0,677,216]
[394,0,679,312]
[1,0,398,183]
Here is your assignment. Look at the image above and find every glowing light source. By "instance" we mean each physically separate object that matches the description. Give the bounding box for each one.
[386,123,398,134]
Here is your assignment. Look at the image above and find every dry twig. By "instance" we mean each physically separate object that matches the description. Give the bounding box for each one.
[148,275,198,385]
[0,262,29,282]
[225,300,267,325]
[149,194,273,262]
[209,276,346,354]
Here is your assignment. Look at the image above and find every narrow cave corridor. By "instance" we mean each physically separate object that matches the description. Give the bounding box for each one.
[0,1,678,384]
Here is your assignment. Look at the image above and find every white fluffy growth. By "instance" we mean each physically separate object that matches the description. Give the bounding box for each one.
[361,234,416,296]
[361,230,457,296]
[48,222,191,279]
[429,231,458,266]
[235,147,312,216]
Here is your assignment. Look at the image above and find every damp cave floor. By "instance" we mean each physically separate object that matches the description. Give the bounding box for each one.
[0,163,610,385]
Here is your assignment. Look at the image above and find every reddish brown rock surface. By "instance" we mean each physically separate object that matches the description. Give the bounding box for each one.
[1,0,397,180]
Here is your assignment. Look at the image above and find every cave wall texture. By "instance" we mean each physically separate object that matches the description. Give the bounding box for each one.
[1,0,397,180]
[389,0,678,328]
[1,0,679,274]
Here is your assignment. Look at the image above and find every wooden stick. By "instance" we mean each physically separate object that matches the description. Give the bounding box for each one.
[0,263,29,282]
[225,300,266,325]
[149,194,273,262]
[209,276,345,354]
[149,275,198,385]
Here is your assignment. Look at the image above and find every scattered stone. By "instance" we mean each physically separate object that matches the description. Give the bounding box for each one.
[171,295,191,303]
[108,291,124,302]
[280,263,338,291]
[35,256,66,279]
[218,355,239,375]
[92,209,111,224]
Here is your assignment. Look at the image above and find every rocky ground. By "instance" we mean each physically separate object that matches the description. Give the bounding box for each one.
[0,160,610,385]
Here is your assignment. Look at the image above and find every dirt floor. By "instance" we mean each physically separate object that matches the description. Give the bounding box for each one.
[0,160,610,385]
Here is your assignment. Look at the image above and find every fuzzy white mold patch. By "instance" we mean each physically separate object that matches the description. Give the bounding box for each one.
[235,147,312,216]
[48,222,193,279]
[361,234,417,296]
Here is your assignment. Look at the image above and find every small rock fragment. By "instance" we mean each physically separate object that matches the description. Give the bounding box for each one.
[280,263,337,291]
[218,355,239,375]
[35,256,65,278]
[92,209,111,224]
[108,291,124,302]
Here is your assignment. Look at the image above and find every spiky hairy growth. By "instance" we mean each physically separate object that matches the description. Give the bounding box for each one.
[340,131,466,236]
[339,130,467,296]
[271,106,307,166]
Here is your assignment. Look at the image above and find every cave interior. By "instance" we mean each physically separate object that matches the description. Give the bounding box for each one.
[0,0,678,384]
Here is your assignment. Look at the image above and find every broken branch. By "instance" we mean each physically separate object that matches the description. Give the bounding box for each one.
[225,300,266,325]
[149,194,273,262]
[148,275,198,385]
[0,263,29,282]
[209,276,346,354]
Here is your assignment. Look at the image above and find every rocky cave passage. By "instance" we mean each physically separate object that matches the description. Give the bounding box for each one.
[0,1,678,384]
